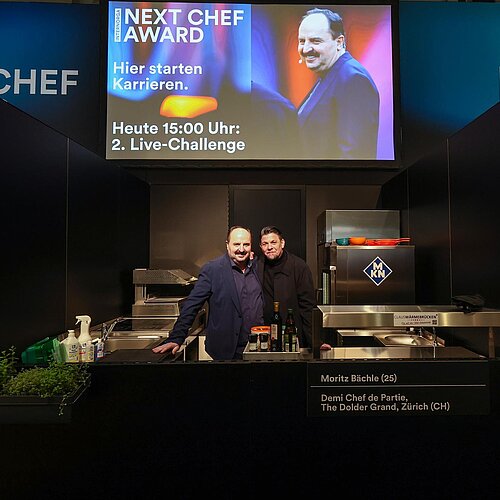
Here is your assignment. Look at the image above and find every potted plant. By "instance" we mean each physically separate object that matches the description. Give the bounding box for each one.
[0,347,90,424]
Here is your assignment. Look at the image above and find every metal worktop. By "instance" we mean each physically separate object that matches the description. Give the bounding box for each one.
[317,305,500,328]
[320,346,484,360]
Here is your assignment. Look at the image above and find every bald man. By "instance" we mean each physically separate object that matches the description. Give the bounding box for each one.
[153,226,263,360]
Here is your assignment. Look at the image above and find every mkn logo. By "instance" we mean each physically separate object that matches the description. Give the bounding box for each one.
[363,257,393,286]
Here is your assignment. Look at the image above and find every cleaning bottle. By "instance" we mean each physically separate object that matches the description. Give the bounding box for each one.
[61,329,80,363]
[76,315,94,363]
[92,337,104,360]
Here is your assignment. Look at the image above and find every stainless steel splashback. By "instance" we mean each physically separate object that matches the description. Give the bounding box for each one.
[132,297,186,317]
[317,210,400,244]
[131,268,199,319]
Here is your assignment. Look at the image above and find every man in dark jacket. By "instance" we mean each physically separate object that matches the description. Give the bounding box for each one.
[297,8,379,160]
[153,226,263,360]
[257,226,316,348]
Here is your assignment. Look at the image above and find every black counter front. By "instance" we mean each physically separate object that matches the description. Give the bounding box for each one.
[1,359,500,499]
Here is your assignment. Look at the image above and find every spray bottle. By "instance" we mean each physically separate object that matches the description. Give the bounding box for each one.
[92,337,104,360]
[61,329,80,363]
[76,315,94,363]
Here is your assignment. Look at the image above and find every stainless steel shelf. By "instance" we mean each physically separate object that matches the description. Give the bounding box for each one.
[317,305,500,328]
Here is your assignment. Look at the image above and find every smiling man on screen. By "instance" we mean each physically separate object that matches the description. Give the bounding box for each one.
[297,8,380,160]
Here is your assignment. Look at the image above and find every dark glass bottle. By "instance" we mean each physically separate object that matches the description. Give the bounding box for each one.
[248,333,258,352]
[281,325,288,353]
[259,332,269,352]
[284,308,297,353]
[271,301,283,351]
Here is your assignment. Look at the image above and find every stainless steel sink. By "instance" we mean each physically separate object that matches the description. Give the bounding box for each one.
[374,333,439,347]
[384,335,433,346]
[104,335,164,352]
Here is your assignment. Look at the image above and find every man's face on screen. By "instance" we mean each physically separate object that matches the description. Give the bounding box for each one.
[298,13,343,76]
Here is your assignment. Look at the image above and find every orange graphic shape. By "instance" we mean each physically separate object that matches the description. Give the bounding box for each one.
[160,95,218,118]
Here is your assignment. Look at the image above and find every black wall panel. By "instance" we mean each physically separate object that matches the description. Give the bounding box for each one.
[67,142,150,326]
[381,143,451,305]
[408,143,451,305]
[67,142,121,325]
[381,104,500,308]
[378,167,408,231]
[116,169,150,309]
[1,101,67,352]
[448,104,500,308]
[0,100,150,353]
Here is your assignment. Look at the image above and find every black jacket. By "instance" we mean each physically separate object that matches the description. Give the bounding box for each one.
[257,251,316,347]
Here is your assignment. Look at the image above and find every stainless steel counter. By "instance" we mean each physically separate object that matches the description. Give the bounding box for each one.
[317,305,500,328]
[313,305,500,359]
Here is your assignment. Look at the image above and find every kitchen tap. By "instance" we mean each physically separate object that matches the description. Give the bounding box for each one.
[101,318,122,342]
[431,327,439,347]
[416,326,439,346]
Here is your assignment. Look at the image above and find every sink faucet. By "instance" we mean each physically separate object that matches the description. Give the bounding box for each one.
[418,327,440,347]
[101,318,122,342]
[431,327,439,347]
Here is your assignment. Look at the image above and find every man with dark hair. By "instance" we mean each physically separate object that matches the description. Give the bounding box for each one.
[297,8,379,159]
[258,226,316,348]
[153,226,263,360]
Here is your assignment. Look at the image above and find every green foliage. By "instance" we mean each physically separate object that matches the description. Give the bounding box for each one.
[1,348,88,398]
[0,346,17,392]
[3,361,88,398]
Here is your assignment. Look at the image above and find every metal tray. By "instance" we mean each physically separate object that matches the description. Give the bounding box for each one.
[243,340,301,361]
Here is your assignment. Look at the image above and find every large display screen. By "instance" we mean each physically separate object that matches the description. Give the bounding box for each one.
[105,1,398,164]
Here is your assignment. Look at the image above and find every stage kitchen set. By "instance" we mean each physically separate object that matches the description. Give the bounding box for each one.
[24,208,495,421]
[65,210,498,373]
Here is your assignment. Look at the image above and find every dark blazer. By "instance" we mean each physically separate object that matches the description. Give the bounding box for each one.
[257,251,316,348]
[251,81,300,158]
[298,51,380,160]
[168,253,253,360]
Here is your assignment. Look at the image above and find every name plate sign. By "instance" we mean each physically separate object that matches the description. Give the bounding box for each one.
[393,313,439,327]
[307,360,489,416]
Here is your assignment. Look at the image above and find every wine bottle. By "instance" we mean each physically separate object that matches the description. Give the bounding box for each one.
[281,324,288,353]
[284,308,297,353]
[271,301,283,351]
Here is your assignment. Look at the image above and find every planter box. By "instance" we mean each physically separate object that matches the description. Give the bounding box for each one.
[0,376,90,424]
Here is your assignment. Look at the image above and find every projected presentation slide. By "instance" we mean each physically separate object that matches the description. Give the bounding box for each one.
[106,2,396,162]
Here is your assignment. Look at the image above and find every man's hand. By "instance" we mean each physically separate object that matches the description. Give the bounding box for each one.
[152,342,181,354]
[320,343,332,350]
